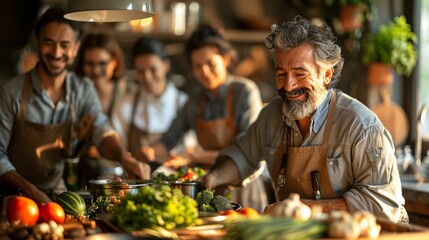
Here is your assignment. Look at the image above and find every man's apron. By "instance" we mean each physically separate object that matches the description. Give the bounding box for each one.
[6,74,74,195]
[196,87,267,212]
[273,89,337,201]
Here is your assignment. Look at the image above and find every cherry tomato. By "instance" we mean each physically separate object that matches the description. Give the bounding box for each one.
[38,202,65,224]
[219,210,239,216]
[238,207,260,218]
[6,196,39,225]
[182,171,198,181]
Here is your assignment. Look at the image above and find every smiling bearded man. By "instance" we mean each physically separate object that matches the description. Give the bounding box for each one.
[201,16,409,224]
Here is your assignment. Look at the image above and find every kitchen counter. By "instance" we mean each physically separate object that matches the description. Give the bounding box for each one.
[401,174,429,225]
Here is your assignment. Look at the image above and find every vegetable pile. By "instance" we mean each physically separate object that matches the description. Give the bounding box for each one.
[155,167,206,182]
[112,184,199,231]
[196,190,233,212]
[225,193,382,240]
[225,216,327,240]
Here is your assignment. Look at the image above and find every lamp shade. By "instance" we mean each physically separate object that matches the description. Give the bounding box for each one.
[64,0,154,22]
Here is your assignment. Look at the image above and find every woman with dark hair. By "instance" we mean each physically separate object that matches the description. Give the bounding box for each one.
[111,37,194,171]
[137,25,268,212]
[75,32,127,118]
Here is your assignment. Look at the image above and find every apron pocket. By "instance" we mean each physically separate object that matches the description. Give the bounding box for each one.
[297,178,313,199]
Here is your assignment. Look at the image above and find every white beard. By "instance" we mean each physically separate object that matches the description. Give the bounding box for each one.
[282,86,329,121]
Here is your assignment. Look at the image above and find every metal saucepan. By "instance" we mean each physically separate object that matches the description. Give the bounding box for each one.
[88,179,151,199]
[169,180,204,199]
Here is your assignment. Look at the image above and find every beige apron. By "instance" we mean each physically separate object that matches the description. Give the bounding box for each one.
[127,90,180,156]
[6,74,74,194]
[196,87,267,212]
[196,88,236,150]
[273,89,337,201]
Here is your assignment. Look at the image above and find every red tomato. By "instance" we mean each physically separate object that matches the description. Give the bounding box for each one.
[219,210,239,216]
[238,208,260,218]
[38,202,66,224]
[6,196,39,225]
[182,171,197,181]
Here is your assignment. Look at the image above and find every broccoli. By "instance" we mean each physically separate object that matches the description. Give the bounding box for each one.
[211,195,233,211]
[199,203,216,212]
[196,190,214,206]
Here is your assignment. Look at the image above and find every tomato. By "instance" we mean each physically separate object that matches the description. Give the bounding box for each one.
[219,210,238,216]
[38,202,65,224]
[6,196,39,225]
[238,208,260,218]
[182,171,197,181]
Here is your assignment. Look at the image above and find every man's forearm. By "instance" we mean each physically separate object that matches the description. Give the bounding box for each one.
[301,197,349,213]
[99,133,127,162]
[205,156,241,189]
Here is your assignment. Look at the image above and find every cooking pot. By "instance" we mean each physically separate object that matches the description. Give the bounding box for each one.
[88,179,151,199]
[169,180,204,199]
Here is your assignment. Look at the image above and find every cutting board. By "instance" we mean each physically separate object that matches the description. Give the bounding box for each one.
[371,86,409,147]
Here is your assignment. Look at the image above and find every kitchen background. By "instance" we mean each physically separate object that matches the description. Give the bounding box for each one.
[0,0,428,159]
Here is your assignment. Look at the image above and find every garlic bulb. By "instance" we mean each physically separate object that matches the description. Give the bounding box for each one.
[353,211,381,238]
[328,211,361,239]
[270,193,312,220]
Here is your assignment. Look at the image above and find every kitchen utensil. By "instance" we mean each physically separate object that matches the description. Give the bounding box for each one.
[169,180,204,199]
[88,179,151,199]
[371,86,409,147]
[311,171,321,200]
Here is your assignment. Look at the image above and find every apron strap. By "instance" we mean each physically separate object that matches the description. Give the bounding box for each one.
[127,90,141,150]
[322,89,337,150]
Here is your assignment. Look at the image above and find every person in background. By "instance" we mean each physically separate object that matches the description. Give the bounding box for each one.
[201,16,408,223]
[75,32,127,119]
[137,25,268,213]
[0,8,150,204]
[74,33,129,182]
[111,37,195,171]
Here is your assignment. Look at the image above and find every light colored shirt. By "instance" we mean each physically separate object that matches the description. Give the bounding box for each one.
[0,68,113,176]
[111,81,192,148]
[161,75,263,150]
[220,89,405,222]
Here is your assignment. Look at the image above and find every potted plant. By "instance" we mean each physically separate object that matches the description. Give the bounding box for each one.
[363,15,417,86]
[326,0,375,32]
[340,0,375,32]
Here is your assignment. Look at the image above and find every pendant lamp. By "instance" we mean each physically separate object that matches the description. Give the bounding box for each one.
[64,0,154,22]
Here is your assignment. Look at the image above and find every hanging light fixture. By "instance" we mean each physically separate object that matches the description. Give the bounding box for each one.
[64,0,154,22]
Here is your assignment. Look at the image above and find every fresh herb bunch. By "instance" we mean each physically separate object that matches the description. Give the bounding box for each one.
[113,184,199,231]
[363,15,417,76]
[86,194,122,215]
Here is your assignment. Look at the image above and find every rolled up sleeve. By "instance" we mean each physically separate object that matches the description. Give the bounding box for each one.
[344,125,404,222]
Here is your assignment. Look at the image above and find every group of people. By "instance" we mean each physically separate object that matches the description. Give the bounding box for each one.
[0,7,409,223]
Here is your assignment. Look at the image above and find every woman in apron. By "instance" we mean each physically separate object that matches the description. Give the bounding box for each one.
[111,37,193,172]
[137,25,269,213]
[74,33,129,183]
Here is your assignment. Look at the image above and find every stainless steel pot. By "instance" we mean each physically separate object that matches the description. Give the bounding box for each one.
[169,180,204,199]
[88,179,151,198]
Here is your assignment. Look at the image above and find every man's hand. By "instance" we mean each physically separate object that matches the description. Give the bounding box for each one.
[163,155,189,170]
[1,171,51,204]
[136,146,156,163]
[263,202,277,214]
[21,185,52,204]
[121,153,151,180]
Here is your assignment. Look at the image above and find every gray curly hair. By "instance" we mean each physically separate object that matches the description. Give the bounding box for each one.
[265,16,344,88]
